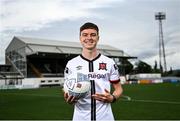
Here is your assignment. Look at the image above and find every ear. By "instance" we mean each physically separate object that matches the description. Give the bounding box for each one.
[79,35,82,43]
[97,35,100,42]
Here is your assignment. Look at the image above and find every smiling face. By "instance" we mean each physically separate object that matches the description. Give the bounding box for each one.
[80,28,99,51]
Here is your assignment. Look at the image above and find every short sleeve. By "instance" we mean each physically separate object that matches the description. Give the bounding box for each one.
[64,62,72,79]
[109,60,120,83]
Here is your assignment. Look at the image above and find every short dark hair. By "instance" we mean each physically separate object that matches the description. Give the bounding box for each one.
[80,22,99,35]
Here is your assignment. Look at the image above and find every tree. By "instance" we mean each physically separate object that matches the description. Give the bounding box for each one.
[118,59,133,75]
[135,60,152,73]
[152,60,161,73]
[154,60,157,70]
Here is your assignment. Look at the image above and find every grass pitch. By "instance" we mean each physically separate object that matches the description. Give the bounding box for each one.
[0,83,180,120]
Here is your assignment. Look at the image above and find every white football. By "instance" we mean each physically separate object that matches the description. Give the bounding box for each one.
[63,72,91,99]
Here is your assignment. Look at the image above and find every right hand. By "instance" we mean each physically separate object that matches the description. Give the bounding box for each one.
[64,92,77,104]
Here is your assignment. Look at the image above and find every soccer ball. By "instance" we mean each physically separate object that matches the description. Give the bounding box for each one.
[63,72,91,99]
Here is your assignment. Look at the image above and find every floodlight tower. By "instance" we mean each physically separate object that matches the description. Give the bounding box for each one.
[155,12,167,73]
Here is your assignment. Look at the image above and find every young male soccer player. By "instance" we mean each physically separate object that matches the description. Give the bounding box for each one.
[64,22,123,121]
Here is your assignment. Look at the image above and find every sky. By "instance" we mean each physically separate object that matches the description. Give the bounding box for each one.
[0,0,180,70]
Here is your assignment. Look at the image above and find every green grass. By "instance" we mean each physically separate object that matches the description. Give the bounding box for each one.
[113,83,180,120]
[0,83,180,120]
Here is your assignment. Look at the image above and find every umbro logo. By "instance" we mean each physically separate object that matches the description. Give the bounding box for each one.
[76,65,82,70]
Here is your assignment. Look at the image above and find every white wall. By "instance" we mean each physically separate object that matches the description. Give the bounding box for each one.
[0,77,64,89]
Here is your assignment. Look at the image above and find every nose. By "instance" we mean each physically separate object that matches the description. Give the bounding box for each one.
[86,35,92,39]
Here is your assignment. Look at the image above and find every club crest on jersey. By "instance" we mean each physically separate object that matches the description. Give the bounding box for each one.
[99,62,107,70]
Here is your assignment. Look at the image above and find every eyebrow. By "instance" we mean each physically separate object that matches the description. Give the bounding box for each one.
[81,32,97,35]
[81,33,97,36]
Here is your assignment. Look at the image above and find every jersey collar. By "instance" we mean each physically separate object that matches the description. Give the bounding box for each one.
[80,53,101,62]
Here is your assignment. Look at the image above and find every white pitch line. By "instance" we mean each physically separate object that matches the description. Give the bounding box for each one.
[121,98,180,105]
[2,93,180,105]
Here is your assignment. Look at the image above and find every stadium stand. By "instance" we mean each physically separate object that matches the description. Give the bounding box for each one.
[0,36,136,89]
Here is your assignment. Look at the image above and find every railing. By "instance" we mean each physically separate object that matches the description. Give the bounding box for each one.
[6,55,24,78]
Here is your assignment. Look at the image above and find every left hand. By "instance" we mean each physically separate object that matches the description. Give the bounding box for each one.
[64,92,77,104]
[92,89,114,103]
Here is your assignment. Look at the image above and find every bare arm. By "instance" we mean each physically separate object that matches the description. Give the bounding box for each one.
[112,82,123,100]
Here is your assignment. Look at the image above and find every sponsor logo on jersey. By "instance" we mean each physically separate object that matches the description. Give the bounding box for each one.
[77,73,89,82]
[77,73,107,80]
[88,73,106,79]
[99,62,107,70]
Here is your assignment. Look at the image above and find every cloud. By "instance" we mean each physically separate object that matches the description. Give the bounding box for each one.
[144,51,180,70]
[0,0,122,63]
[0,0,180,70]
[0,0,121,32]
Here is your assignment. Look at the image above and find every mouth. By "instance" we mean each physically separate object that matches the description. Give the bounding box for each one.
[84,39,94,44]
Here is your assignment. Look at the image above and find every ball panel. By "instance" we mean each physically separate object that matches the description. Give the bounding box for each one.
[63,72,91,99]
[73,82,91,93]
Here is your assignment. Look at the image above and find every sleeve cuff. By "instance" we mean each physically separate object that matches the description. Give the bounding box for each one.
[110,79,120,84]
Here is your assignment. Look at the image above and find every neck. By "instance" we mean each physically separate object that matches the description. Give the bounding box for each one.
[82,48,99,60]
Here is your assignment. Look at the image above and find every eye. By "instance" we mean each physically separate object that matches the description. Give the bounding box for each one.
[91,33,97,37]
[82,33,88,37]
